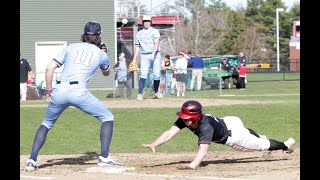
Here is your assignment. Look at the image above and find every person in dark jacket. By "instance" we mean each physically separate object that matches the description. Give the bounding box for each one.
[188,51,204,91]
[238,51,247,66]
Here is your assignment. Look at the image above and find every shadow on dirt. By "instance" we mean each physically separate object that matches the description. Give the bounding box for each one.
[38,152,99,169]
[142,156,289,168]
[201,156,289,167]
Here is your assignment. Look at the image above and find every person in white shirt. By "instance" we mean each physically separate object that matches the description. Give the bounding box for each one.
[174,51,189,96]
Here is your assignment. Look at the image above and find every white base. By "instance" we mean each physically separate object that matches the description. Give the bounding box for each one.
[86,166,135,173]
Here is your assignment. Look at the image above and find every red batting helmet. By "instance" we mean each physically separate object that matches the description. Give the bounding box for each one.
[176,100,202,121]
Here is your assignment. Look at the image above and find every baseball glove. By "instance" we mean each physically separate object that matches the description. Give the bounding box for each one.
[128,61,138,72]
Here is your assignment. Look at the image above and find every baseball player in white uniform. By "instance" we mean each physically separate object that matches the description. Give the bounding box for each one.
[132,15,162,100]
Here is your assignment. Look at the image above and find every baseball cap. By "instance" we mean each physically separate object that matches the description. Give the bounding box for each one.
[84,21,102,35]
[142,15,152,21]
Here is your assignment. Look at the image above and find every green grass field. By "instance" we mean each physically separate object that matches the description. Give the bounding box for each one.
[20,81,300,155]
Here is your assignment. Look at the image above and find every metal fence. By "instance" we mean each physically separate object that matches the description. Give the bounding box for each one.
[109,67,300,98]
[27,67,299,100]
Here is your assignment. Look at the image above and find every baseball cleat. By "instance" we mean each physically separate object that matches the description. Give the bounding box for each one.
[284,137,295,154]
[136,94,143,101]
[153,92,163,99]
[25,159,38,171]
[98,156,124,167]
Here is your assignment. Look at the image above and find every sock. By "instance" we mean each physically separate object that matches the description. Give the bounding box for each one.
[100,121,114,158]
[268,139,287,150]
[138,78,146,94]
[29,125,50,161]
[153,80,160,93]
[247,128,260,138]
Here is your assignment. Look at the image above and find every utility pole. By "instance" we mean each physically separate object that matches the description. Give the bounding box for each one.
[276,8,284,72]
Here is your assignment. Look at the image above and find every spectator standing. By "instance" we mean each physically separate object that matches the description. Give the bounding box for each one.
[27,60,35,86]
[236,62,247,89]
[159,55,174,97]
[188,52,204,91]
[25,60,40,100]
[238,51,247,66]
[20,53,33,101]
[174,51,189,96]
[114,52,132,98]
[25,21,124,171]
[132,15,162,101]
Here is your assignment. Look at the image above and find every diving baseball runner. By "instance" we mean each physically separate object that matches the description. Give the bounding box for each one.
[142,100,296,170]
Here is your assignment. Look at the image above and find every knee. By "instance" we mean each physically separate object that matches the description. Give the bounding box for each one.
[41,122,53,130]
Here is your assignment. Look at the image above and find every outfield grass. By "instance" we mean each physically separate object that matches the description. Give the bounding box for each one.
[247,72,300,81]
[20,81,300,155]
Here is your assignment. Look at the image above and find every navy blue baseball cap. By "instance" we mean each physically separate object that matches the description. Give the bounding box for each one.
[84,21,102,35]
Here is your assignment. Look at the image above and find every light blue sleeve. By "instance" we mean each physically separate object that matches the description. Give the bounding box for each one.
[134,32,140,46]
[100,52,110,71]
[153,28,160,39]
[53,46,69,67]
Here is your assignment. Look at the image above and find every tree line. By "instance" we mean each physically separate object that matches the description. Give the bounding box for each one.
[152,0,300,64]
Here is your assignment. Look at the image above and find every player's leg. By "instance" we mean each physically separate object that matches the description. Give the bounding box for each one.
[222,116,270,151]
[176,80,181,96]
[78,96,123,166]
[196,70,202,90]
[246,128,267,139]
[152,52,161,94]
[118,82,125,98]
[181,74,187,96]
[138,54,150,98]
[71,90,123,165]
[20,82,27,100]
[158,76,165,97]
[166,71,171,89]
[125,77,132,98]
[26,101,69,171]
[190,70,196,90]
[223,116,295,153]
[247,128,260,137]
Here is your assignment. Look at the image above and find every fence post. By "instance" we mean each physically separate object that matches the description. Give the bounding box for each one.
[219,65,222,95]
[112,70,116,99]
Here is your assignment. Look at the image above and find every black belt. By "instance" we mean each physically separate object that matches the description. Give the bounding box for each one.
[141,51,159,55]
[56,81,78,85]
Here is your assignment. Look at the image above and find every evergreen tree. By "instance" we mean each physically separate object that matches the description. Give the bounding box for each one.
[217,10,246,55]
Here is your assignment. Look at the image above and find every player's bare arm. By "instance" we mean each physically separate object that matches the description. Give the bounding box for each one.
[132,46,140,63]
[150,38,160,61]
[190,143,209,169]
[161,59,166,69]
[29,70,35,80]
[141,125,180,153]
[180,52,189,59]
[101,67,110,76]
[45,62,58,101]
